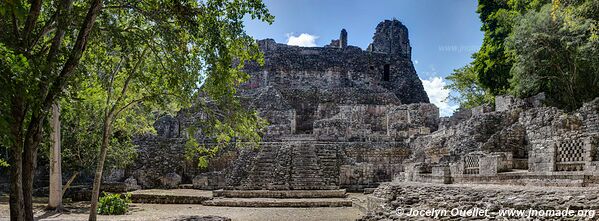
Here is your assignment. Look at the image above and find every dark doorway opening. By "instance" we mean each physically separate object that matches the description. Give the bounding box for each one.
[382,64,390,81]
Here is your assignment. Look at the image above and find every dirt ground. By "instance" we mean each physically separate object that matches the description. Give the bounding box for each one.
[0,202,363,221]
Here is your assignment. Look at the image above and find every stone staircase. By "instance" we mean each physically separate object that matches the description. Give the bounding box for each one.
[316,144,340,187]
[237,141,341,190]
[290,143,330,189]
[239,144,282,190]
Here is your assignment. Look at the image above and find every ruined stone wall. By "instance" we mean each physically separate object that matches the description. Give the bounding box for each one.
[406,94,599,187]
[119,19,439,191]
[368,19,411,59]
[313,103,437,142]
[240,20,428,135]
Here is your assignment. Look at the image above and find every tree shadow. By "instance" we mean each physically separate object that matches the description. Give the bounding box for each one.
[34,202,91,219]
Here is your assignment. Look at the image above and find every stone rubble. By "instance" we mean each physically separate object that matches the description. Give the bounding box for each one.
[358,182,599,221]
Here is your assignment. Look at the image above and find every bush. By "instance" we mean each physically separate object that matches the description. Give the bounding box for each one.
[97,192,131,215]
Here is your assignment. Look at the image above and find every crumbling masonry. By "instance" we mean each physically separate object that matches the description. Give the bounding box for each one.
[127,19,436,191]
[124,19,599,192]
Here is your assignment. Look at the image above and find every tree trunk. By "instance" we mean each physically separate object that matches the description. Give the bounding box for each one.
[48,103,63,210]
[88,113,113,221]
[62,171,79,197]
[9,97,25,221]
[22,115,44,221]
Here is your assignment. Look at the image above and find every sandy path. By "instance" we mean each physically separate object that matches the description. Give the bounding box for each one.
[0,202,363,221]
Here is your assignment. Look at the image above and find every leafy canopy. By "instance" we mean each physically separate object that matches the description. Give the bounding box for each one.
[447,0,598,110]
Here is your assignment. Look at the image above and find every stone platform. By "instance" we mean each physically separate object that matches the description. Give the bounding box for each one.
[129,189,355,207]
[207,189,352,207]
[202,197,353,207]
[213,189,347,198]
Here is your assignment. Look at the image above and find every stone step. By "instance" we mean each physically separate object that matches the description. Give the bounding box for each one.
[213,189,347,198]
[292,167,321,171]
[202,198,352,207]
[289,182,327,187]
[291,174,324,178]
[130,189,212,204]
[290,178,325,182]
[289,186,340,190]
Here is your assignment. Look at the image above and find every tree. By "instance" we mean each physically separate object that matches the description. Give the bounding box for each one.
[47,103,62,210]
[0,0,273,220]
[1,0,103,219]
[77,1,273,220]
[507,0,599,110]
[445,64,494,109]
[471,0,551,96]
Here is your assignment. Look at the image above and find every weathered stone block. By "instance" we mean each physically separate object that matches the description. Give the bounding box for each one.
[496,95,525,112]
[160,172,182,189]
[193,172,226,190]
[528,141,556,173]
[124,177,141,191]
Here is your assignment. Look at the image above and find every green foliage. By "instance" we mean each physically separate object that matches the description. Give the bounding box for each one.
[1,0,272,219]
[445,65,495,109]
[0,159,8,167]
[49,0,274,172]
[0,43,31,149]
[507,1,599,110]
[59,94,139,172]
[472,0,550,96]
[184,100,268,169]
[450,0,598,110]
[97,192,131,215]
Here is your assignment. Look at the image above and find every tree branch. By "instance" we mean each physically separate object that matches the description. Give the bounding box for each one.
[28,13,58,52]
[42,0,104,115]
[11,10,20,41]
[109,47,149,115]
[23,0,43,47]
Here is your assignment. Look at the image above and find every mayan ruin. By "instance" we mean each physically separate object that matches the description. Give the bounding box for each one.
[2,0,599,220]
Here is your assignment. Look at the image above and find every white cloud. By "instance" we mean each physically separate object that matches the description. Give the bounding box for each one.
[421,77,458,117]
[414,60,419,65]
[286,33,319,47]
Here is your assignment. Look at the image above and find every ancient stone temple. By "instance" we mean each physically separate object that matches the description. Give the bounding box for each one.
[125,19,599,194]
[127,19,438,191]
[193,19,437,191]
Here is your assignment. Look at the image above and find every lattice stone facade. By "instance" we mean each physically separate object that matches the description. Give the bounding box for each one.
[463,155,480,175]
[555,137,590,172]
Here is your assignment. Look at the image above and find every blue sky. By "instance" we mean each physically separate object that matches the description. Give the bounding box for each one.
[243,0,483,116]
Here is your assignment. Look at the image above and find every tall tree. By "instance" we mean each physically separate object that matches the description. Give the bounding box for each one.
[1,0,103,220]
[79,1,273,220]
[507,0,599,110]
[447,0,551,107]
[472,0,516,95]
[0,1,273,220]
[47,103,62,210]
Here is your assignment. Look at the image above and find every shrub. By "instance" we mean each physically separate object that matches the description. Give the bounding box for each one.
[97,192,131,215]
